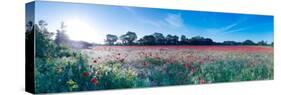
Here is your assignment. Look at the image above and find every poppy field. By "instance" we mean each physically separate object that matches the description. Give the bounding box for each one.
[80,46,273,88]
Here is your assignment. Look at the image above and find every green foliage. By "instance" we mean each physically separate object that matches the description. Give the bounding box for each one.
[35,53,90,93]
[105,34,118,45]
[191,60,273,84]
[136,58,272,86]
[34,20,91,93]
[93,61,143,89]
[144,58,165,66]
[119,31,137,45]
[140,58,192,86]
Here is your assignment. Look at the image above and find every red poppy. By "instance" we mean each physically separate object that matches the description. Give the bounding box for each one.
[82,72,89,77]
[93,60,97,63]
[91,77,98,84]
[200,79,205,84]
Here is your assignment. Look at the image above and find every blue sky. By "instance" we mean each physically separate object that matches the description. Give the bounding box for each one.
[30,1,274,44]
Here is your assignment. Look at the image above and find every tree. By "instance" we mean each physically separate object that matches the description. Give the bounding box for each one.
[166,35,178,45]
[126,31,137,45]
[120,31,137,45]
[152,33,165,45]
[119,34,128,45]
[189,36,204,45]
[188,36,214,45]
[166,35,173,45]
[257,40,268,46]
[55,22,69,46]
[243,40,256,45]
[35,20,57,58]
[137,38,144,45]
[38,20,48,33]
[142,35,156,45]
[105,34,118,45]
[180,35,188,45]
[223,41,238,45]
[203,38,214,45]
[172,35,179,45]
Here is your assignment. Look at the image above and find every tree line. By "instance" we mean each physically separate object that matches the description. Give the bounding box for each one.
[27,20,273,47]
[105,31,273,46]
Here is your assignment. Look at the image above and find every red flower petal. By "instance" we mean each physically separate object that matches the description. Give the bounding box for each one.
[82,72,89,77]
[200,79,205,84]
[93,60,97,63]
[91,77,98,84]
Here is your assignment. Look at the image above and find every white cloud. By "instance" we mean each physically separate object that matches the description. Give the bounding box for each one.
[124,7,185,28]
[204,17,249,37]
[164,14,184,28]
[124,7,164,28]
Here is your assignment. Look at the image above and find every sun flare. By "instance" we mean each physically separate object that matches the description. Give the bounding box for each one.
[64,19,104,44]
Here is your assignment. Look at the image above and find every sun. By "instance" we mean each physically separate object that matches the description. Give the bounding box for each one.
[64,19,104,44]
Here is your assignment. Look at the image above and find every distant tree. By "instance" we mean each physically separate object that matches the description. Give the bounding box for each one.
[212,42,223,45]
[166,35,179,45]
[142,35,156,45]
[172,35,179,45]
[204,38,214,45]
[180,35,188,45]
[152,33,165,45]
[120,31,137,45]
[38,20,48,32]
[189,36,204,45]
[223,41,237,45]
[119,34,128,45]
[243,40,256,45]
[108,31,268,46]
[137,38,144,45]
[55,22,69,46]
[115,42,123,46]
[257,40,268,46]
[166,35,173,45]
[188,36,213,45]
[271,42,274,47]
[105,34,118,45]
[126,31,137,45]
